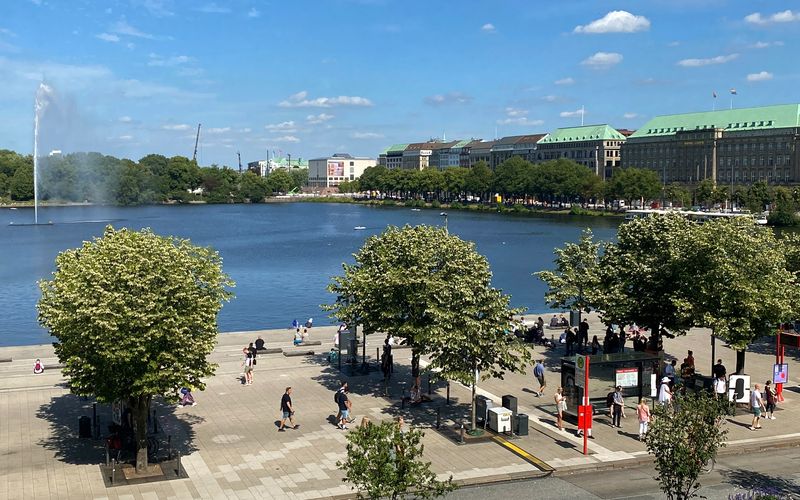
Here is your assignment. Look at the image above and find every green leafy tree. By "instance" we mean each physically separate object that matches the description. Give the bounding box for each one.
[767,187,798,226]
[326,225,531,431]
[288,168,308,191]
[0,172,9,198]
[464,161,492,200]
[338,179,361,193]
[266,168,293,194]
[606,167,662,206]
[664,183,691,207]
[358,165,389,193]
[644,392,729,500]
[745,181,772,213]
[337,420,455,499]
[10,162,34,200]
[442,167,468,201]
[37,227,234,472]
[536,229,601,320]
[238,171,269,202]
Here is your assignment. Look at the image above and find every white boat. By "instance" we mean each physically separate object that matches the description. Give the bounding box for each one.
[411,208,421,212]
[354,226,366,230]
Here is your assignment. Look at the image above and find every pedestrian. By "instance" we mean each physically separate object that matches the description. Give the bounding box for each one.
[293,329,303,346]
[712,359,727,380]
[33,358,45,374]
[590,335,600,355]
[554,387,566,432]
[579,318,590,348]
[611,386,625,428]
[750,383,766,430]
[663,359,677,382]
[764,380,777,420]
[302,328,309,341]
[291,318,299,330]
[278,387,299,431]
[714,375,727,400]
[618,329,627,353]
[657,377,672,406]
[248,342,258,367]
[179,387,196,406]
[565,328,576,356]
[337,383,352,430]
[533,360,546,397]
[241,347,254,385]
[334,381,346,421]
[305,317,313,329]
[636,397,651,440]
[685,350,695,368]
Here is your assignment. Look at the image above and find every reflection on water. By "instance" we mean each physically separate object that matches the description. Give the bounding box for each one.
[0,203,620,346]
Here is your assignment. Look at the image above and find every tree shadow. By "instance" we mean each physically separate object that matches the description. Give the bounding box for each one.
[720,469,800,497]
[36,393,202,466]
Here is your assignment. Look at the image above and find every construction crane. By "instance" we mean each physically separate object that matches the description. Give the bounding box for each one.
[237,151,242,173]
[192,123,201,162]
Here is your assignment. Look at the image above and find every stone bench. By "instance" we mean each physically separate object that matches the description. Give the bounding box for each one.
[258,348,283,355]
[300,340,322,346]
[283,349,315,357]
[0,357,12,363]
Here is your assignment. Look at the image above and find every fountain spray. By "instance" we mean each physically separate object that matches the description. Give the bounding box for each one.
[33,83,52,225]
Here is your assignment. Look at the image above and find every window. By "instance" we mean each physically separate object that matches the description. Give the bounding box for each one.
[350,161,354,166]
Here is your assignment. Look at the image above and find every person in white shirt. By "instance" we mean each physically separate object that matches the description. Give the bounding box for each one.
[714,376,727,400]
[657,377,672,406]
[750,383,766,430]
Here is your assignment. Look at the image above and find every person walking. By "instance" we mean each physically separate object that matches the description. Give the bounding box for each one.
[590,335,600,355]
[554,387,566,432]
[242,347,254,385]
[764,380,777,420]
[712,359,727,380]
[337,384,352,430]
[579,318,590,349]
[278,387,299,431]
[533,360,546,397]
[636,397,651,440]
[714,375,727,400]
[750,383,766,430]
[611,386,625,428]
[657,377,672,406]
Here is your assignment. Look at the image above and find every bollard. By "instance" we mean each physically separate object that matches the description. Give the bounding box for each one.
[436,407,441,429]
[111,458,116,485]
[427,373,432,395]
[446,382,451,405]
[459,423,465,444]
[376,348,380,361]
[401,390,406,409]
[176,450,182,476]
[105,441,110,466]
[167,435,172,461]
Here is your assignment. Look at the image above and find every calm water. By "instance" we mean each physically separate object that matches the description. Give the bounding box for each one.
[0,203,620,346]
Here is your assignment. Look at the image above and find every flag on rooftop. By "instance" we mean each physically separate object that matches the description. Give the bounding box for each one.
[730,88,737,95]
[713,91,717,98]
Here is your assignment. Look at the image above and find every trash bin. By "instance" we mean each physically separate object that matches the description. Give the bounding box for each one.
[515,413,529,436]
[570,310,581,327]
[502,394,518,415]
[488,407,513,433]
[475,395,493,424]
[78,416,91,439]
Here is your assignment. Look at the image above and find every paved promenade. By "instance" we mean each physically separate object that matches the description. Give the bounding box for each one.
[1,315,798,499]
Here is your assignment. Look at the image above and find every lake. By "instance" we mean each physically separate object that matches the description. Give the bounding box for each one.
[0,203,621,346]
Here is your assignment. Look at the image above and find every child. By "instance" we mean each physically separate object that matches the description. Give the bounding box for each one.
[637,397,651,440]
[179,387,196,406]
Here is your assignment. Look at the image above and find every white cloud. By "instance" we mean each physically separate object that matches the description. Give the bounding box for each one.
[481,23,496,33]
[239,127,252,133]
[496,117,544,126]
[197,3,231,13]
[95,33,120,42]
[623,112,639,119]
[111,20,159,40]
[351,132,384,139]
[133,0,174,17]
[147,54,191,67]
[750,41,784,49]
[271,135,300,143]
[247,7,260,18]
[207,127,231,134]
[0,28,16,37]
[554,77,575,86]
[540,95,561,103]
[581,52,623,69]
[504,107,527,117]
[745,10,800,25]
[119,135,133,141]
[119,116,133,123]
[265,121,297,131]
[678,53,738,67]
[306,113,334,124]
[279,90,373,108]
[560,109,585,118]
[424,92,472,106]
[162,124,191,131]
[574,11,650,34]
[668,41,680,47]
[747,71,773,82]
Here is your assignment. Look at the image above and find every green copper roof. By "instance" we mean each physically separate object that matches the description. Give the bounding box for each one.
[384,143,409,154]
[451,139,471,148]
[629,104,800,138]
[538,124,625,143]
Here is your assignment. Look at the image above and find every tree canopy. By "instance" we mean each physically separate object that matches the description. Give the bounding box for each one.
[535,228,601,316]
[38,226,234,471]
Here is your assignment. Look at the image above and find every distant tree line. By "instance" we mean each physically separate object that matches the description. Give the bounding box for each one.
[0,149,307,205]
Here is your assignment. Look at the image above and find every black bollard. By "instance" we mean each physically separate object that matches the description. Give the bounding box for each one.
[459,423,465,444]
[427,373,432,395]
[111,458,116,484]
[105,441,110,466]
[176,450,182,476]
[446,382,451,405]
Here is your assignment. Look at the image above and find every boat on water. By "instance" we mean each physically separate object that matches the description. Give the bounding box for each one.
[354,226,366,230]
[410,208,421,212]
[625,208,768,225]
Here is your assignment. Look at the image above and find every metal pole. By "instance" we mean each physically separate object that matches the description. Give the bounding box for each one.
[583,357,590,456]
[446,382,451,405]
[711,333,716,380]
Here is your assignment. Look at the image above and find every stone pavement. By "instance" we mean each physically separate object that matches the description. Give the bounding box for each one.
[1,316,799,500]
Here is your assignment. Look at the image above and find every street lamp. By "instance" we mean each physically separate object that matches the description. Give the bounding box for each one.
[440,212,448,234]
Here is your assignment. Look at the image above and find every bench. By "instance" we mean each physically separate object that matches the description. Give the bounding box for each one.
[259,348,282,355]
[0,358,12,363]
[300,340,322,346]
[283,350,315,357]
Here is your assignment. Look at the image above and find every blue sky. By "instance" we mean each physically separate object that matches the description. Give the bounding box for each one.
[2,0,799,167]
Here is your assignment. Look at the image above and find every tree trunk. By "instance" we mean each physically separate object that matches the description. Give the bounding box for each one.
[129,395,152,473]
[735,349,746,375]
[470,360,478,432]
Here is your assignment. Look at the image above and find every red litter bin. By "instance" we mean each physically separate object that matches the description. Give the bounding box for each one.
[578,405,593,431]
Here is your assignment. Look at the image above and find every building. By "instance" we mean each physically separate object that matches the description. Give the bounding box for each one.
[621,104,800,185]
[378,144,408,169]
[428,141,459,169]
[536,124,626,179]
[491,134,548,168]
[308,153,375,188]
[469,140,498,167]
[247,157,308,177]
[401,142,433,170]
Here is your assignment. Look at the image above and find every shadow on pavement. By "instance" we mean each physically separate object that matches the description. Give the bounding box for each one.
[36,394,201,466]
[720,469,800,497]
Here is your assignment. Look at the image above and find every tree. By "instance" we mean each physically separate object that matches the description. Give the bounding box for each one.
[606,167,662,206]
[238,171,269,202]
[288,168,308,191]
[644,392,729,500]
[266,168,293,194]
[664,183,691,208]
[338,420,455,499]
[536,229,601,320]
[464,161,492,200]
[37,227,233,473]
[767,187,798,226]
[10,162,34,200]
[326,225,531,431]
